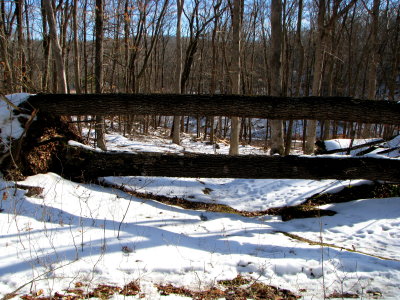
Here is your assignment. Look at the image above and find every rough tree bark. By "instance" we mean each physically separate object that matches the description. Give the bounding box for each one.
[229,0,242,155]
[43,0,67,93]
[16,0,27,92]
[72,0,81,94]
[40,0,51,92]
[269,0,284,155]
[94,0,107,151]
[284,0,305,156]
[60,145,400,182]
[172,0,184,145]
[305,0,325,154]
[0,8,13,92]
[28,94,400,125]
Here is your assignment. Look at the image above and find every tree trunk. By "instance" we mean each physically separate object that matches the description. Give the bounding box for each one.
[29,94,400,125]
[41,0,51,92]
[0,8,13,92]
[284,120,293,155]
[269,0,284,155]
[61,145,400,182]
[72,0,81,94]
[16,0,27,92]
[172,0,184,145]
[94,0,106,151]
[362,0,380,137]
[305,0,325,154]
[287,0,304,156]
[43,0,67,93]
[229,0,242,155]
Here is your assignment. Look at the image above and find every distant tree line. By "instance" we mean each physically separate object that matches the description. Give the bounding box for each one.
[0,0,399,153]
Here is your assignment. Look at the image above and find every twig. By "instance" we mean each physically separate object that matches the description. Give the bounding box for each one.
[0,94,22,112]
[117,188,133,239]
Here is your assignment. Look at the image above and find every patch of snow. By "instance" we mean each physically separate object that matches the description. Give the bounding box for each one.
[68,140,105,152]
[102,176,369,211]
[384,135,400,148]
[0,93,31,150]
[0,173,398,299]
[324,138,381,151]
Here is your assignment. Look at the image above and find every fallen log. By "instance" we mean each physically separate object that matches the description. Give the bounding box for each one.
[28,93,400,124]
[59,145,400,182]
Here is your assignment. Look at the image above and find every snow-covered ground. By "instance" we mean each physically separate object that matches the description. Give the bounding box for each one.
[0,94,399,299]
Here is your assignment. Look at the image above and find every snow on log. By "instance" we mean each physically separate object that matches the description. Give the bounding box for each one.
[61,145,400,182]
[315,138,386,155]
[28,93,400,124]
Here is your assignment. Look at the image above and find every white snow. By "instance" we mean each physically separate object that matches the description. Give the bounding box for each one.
[104,132,267,155]
[324,137,400,158]
[0,93,31,151]
[102,176,369,212]
[0,94,399,299]
[324,139,382,152]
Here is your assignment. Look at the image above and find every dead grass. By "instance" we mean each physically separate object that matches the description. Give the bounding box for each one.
[19,281,141,300]
[156,275,299,299]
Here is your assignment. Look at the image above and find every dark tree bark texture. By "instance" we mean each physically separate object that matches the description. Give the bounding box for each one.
[59,145,400,182]
[28,94,400,124]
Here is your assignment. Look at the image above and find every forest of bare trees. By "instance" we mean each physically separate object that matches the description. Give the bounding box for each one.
[0,0,399,153]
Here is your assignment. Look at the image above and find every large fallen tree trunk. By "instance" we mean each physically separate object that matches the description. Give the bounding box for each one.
[60,145,400,182]
[28,93,400,124]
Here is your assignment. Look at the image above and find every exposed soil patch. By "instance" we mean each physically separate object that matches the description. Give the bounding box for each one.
[261,205,336,221]
[327,291,359,298]
[15,184,44,197]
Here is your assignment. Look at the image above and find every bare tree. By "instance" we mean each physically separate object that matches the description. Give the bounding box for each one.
[72,0,81,94]
[0,5,13,92]
[95,0,107,151]
[209,0,223,143]
[43,0,67,93]
[229,0,242,155]
[362,0,380,137]
[305,0,357,154]
[269,0,284,155]
[172,0,184,145]
[16,0,27,91]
